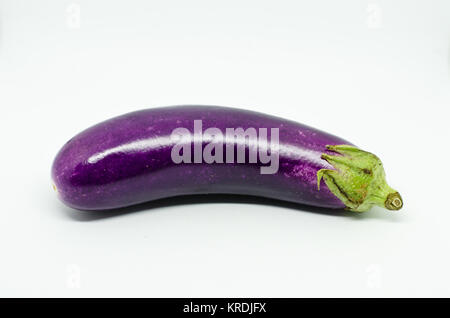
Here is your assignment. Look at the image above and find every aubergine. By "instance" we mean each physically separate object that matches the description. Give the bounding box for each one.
[51,105,403,212]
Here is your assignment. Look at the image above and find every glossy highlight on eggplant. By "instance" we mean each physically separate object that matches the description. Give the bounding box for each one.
[51,105,402,212]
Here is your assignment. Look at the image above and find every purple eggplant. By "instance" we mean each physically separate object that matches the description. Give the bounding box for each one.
[51,105,402,212]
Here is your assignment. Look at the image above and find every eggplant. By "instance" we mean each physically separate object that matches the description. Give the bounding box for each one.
[51,105,402,212]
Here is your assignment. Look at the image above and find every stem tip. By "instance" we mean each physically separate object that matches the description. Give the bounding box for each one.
[385,192,403,211]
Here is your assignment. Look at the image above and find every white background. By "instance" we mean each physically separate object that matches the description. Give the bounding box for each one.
[0,0,449,297]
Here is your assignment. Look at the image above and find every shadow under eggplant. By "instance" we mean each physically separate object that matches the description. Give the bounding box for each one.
[61,193,401,222]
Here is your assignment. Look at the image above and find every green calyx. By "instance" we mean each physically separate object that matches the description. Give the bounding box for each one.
[317,145,403,212]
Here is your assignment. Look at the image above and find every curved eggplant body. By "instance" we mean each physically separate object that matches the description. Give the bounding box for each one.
[52,106,352,210]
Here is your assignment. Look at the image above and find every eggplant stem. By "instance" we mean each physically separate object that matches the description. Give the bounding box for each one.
[317,145,403,212]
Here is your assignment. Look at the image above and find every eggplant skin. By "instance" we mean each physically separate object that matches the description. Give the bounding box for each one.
[52,105,349,210]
